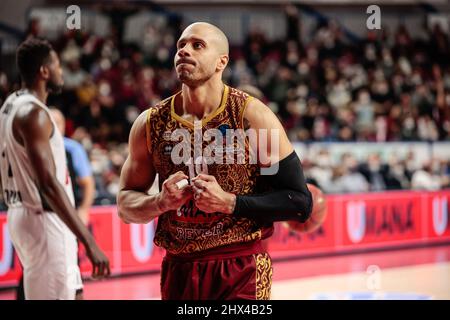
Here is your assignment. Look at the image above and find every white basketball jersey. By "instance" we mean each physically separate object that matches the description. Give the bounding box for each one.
[0,90,74,211]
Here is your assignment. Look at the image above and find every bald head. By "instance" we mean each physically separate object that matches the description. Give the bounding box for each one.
[175,22,230,85]
[181,22,229,56]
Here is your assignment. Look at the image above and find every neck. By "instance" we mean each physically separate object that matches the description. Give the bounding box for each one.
[181,79,224,120]
[25,81,48,104]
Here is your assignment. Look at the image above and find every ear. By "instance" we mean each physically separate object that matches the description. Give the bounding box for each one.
[216,55,229,72]
[40,65,50,80]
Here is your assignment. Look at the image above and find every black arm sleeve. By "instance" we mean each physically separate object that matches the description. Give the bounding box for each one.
[233,151,313,223]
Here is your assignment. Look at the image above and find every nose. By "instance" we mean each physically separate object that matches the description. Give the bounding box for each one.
[177,46,191,58]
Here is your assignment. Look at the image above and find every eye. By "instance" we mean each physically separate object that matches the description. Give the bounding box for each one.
[177,42,186,49]
[193,42,204,49]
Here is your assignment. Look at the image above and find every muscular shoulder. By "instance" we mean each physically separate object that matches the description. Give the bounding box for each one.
[243,98,279,131]
[127,109,154,160]
[243,98,293,163]
[13,103,53,143]
[131,109,149,137]
[14,101,43,121]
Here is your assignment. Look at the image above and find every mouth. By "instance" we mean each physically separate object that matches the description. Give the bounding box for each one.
[176,59,195,67]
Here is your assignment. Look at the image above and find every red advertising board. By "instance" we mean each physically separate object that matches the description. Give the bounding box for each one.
[425,191,450,240]
[77,207,164,276]
[115,219,164,274]
[338,192,425,248]
[77,206,119,276]
[268,200,338,259]
[0,218,22,287]
[1,190,449,288]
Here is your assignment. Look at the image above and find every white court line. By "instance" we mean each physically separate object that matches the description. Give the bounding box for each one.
[271,262,450,300]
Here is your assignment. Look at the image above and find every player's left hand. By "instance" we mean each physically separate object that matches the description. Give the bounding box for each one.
[191,174,236,214]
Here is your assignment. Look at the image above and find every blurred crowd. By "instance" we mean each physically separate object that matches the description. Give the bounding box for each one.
[237,7,450,143]
[304,150,449,194]
[1,5,449,205]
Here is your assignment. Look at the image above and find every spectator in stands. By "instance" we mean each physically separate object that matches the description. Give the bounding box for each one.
[327,164,370,194]
[325,153,369,193]
[305,149,333,191]
[411,160,444,191]
[358,153,388,191]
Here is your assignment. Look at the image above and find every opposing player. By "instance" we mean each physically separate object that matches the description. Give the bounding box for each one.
[0,38,110,300]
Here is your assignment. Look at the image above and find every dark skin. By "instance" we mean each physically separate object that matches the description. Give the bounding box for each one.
[8,51,110,296]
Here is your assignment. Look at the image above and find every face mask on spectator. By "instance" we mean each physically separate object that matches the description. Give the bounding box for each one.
[445,94,450,106]
[100,58,111,71]
[99,82,111,96]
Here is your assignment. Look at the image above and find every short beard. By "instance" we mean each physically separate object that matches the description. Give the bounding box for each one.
[179,75,202,87]
[178,71,211,88]
[47,80,63,94]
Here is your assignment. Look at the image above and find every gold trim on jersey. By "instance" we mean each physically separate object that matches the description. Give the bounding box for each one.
[170,84,230,128]
[254,253,272,300]
[145,109,152,154]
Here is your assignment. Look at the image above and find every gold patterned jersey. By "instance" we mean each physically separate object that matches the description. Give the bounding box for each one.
[147,85,274,255]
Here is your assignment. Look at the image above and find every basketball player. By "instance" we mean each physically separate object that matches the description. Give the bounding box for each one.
[117,22,312,300]
[0,38,110,300]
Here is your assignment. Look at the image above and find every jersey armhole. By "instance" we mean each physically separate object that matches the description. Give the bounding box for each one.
[49,122,55,139]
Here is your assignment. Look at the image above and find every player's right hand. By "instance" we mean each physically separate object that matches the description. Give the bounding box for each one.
[157,171,192,212]
[86,243,111,280]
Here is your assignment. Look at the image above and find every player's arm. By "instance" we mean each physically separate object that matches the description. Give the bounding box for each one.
[77,175,95,224]
[117,111,190,224]
[192,98,312,222]
[234,98,313,222]
[16,104,109,278]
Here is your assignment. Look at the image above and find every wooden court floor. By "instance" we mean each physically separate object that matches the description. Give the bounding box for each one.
[0,245,449,300]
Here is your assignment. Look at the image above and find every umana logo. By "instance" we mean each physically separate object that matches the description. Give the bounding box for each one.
[346,201,366,243]
[130,221,155,263]
[432,197,448,236]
